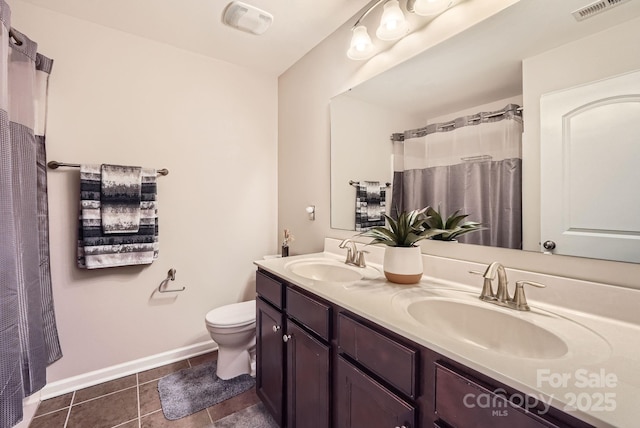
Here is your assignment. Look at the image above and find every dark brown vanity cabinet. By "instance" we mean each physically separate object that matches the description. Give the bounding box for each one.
[336,313,417,428]
[256,270,331,428]
[256,269,594,428]
[256,274,285,426]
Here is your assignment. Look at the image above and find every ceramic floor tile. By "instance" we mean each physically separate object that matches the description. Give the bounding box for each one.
[140,409,211,428]
[139,379,162,416]
[74,374,137,404]
[114,419,139,428]
[28,408,69,428]
[207,387,260,422]
[33,392,73,417]
[138,360,190,384]
[66,387,138,428]
[188,351,218,368]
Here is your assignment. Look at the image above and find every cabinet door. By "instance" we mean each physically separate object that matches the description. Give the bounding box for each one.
[256,297,285,427]
[285,320,330,428]
[336,356,415,428]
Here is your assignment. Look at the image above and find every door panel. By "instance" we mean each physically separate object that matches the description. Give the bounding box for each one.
[256,297,284,426]
[286,321,330,428]
[541,69,640,262]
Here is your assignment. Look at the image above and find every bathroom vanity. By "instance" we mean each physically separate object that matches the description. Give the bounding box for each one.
[254,239,640,428]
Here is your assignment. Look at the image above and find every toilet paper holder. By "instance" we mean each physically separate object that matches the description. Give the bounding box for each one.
[158,268,186,293]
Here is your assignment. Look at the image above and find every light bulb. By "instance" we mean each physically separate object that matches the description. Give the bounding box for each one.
[347,25,375,60]
[376,0,409,41]
[413,0,450,16]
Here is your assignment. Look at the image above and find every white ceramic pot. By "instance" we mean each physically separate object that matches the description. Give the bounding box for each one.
[383,246,424,284]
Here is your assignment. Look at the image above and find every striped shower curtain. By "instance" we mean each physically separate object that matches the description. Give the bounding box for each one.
[1,2,62,427]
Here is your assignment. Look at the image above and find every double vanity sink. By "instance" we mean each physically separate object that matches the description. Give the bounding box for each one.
[283,255,610,363]
[256,241,640,428]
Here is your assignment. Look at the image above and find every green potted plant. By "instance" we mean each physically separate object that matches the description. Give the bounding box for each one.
[358,208,442,284]
[422,206,485,241]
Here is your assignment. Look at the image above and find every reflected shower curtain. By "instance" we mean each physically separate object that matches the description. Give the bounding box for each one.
[391,105,523,249]
[1,2,62,427]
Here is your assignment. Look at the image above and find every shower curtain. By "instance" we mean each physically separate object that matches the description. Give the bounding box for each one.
[1,2,62,427]
[391,104,523,249]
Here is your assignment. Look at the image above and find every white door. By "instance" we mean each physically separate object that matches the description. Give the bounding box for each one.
[540,69,640,263]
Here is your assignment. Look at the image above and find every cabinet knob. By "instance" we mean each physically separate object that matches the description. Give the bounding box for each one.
[272,325,280,333]
[282,334,292,343]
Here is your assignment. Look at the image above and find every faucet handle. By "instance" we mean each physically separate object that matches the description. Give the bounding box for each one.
[512,280,546,311]
[354,250,369,268]
[470,270,496,301]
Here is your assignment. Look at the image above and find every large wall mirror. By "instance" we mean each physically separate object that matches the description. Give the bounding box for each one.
[330,0,640,263]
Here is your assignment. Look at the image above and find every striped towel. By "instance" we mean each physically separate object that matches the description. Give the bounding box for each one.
[78,165,159,269]
[355,181,386,232]
[101,164,142,234]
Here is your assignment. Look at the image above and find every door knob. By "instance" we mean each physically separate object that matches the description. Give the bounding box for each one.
[543,240,556,250]
[282,334,292,343]
[272,325,280,333]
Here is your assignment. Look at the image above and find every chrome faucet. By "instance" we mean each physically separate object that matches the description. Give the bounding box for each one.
[470,262,546,311]
[338,239,367,268]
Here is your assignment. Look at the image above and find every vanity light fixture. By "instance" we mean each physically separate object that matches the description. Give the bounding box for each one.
[306,205,316,221]
[376,0,410,40]
[412,0,452,16]
[348,0,454,60]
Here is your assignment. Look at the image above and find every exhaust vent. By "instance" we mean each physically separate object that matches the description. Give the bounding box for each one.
[572,0,632,21]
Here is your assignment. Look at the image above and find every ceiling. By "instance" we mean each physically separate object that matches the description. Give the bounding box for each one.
[20,0,372,76]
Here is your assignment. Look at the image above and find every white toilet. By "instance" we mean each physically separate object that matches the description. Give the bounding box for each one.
[205,300,256,380]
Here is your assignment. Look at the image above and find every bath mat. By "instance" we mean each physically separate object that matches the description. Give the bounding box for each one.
[157,360,255,420]
[208,402,278,428]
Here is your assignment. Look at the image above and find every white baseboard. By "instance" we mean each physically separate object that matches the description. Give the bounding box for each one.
[39,341,217,400]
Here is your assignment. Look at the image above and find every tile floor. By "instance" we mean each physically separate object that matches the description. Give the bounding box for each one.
[29,351,261,428]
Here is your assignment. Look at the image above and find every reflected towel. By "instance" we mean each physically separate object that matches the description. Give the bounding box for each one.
[355,181,386,232]
[100,164,142,234]
[78,165,159,269]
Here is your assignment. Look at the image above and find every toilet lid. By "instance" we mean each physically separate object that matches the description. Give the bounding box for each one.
[205,300,256,327]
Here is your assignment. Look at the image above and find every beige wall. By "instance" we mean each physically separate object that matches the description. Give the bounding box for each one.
[278,4,640,288]
[12,0,278,383]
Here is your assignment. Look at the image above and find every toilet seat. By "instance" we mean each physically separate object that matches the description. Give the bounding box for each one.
[205,300,255,328]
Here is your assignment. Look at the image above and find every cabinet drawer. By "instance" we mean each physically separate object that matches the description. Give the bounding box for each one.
[338,313,417,398]
[286,287,331,341]
[435,363,556,428]
[256,270,283,309]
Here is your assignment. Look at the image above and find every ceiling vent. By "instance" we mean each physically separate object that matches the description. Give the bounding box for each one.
[222,1,273,35]
[571,0,632,21]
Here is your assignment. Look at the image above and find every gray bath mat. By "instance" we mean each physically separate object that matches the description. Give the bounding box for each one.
[157,360,255,420]
[209,402,278,428]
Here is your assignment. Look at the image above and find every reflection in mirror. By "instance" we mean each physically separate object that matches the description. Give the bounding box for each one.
[391,104,523,249]
[329,0,640,262]
[540,70,640,263]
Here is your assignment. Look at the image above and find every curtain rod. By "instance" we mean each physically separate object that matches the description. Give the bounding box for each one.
[47,161,169,176]
[391,104,523,142]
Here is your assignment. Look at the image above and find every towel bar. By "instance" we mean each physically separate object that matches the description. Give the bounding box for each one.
[158,268,185,293]
[47,160,169,176]
[349,180,391,187]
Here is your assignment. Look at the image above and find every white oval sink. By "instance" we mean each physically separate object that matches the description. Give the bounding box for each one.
[284,258,381,283]
[288,261,363,282]
[407,299,568,359]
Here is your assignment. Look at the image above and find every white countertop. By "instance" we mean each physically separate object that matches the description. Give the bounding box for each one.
[254,239,640,428]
